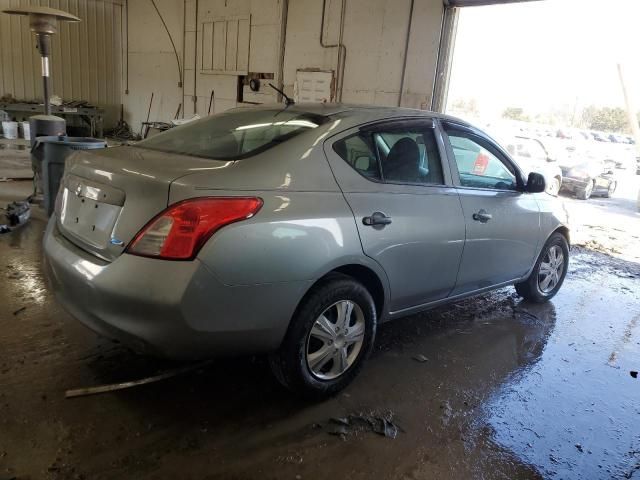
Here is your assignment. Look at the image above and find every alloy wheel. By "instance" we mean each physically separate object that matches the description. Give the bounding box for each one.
[306,300,365,380]
[538,245,565,294]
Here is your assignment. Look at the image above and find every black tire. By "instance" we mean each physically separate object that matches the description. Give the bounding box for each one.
[515,232,569,303]
[269,274,377,398]
[604,180,617,198]
[576,180,594,200]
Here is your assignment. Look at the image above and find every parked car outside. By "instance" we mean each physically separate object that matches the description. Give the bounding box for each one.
[558,148,617,200]
[43,105,570,397]
[590,131,609,143]
[498,135,563,196]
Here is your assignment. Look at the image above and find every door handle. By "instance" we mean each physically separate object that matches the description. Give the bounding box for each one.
[472,209,492,223]
[363,211,392,227]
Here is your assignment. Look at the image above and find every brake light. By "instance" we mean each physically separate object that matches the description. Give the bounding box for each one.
[126,197,263,260]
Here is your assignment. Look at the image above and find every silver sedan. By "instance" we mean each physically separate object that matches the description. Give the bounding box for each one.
[44,104,569,397]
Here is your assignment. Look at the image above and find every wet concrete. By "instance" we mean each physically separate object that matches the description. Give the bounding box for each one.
[0,182,639,479]
[0,139,31,179]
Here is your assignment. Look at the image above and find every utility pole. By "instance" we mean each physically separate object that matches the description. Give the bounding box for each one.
[617,63,640,153]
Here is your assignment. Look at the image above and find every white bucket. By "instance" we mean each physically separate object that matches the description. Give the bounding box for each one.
[2,121,18,139]
[20,121,30,141]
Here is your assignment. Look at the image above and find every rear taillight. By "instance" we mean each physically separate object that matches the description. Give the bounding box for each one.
[126,197,263,260]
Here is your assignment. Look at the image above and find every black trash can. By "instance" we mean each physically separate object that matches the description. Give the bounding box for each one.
[31,136,107,216]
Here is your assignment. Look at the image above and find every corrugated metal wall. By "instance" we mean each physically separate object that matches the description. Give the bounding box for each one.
[0,0,122,113]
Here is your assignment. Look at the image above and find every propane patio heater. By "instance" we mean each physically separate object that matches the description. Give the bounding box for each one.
[1,6,80,143]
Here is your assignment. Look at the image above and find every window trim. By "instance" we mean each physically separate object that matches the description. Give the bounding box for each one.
[441,122,526,192]
[331,120,448,188]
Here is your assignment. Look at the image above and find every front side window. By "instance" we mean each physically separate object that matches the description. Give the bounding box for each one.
[446,131,518,190]
[333,126,444,185]
[135,109,327,160]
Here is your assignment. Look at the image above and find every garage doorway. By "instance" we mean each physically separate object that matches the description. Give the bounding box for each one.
[442,0,640,262]
[440,1,640,476]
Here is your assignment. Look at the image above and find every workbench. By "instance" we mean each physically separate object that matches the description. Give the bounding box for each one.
[0,102,104,138]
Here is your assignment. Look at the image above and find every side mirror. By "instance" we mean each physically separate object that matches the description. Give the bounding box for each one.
[526,172,546,193]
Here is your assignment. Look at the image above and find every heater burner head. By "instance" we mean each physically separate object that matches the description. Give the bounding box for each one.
[2,6,80,34]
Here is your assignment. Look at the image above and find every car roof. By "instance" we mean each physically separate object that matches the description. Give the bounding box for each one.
[234,103,473,129]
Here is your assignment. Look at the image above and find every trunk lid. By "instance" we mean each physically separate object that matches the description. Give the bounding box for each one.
[56,146,233,261]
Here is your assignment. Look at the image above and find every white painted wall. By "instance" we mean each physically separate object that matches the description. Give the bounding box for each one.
[283,0,443,108]
[123,0,445,133]
[124,0,185,132]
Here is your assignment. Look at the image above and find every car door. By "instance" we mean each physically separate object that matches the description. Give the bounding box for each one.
[441,122,541,296]
[324,119,465,313]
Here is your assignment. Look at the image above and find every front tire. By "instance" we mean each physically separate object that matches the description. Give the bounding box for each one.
[515,232,569,303]
[604,180,617,198]
[269,274,377,398]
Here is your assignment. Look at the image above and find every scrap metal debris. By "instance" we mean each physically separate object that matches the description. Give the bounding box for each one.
[0,201,31,234]
[65,360,212,398]
[12,306,26,316]
[326,413,401,439]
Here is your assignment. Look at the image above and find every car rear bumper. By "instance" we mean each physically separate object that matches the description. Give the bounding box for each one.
[43,218,309,360]
[560,176,589,193]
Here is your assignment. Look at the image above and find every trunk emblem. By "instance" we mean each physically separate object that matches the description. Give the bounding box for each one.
[110,237,125,246]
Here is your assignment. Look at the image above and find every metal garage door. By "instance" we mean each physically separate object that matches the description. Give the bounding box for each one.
[0,0,122,110]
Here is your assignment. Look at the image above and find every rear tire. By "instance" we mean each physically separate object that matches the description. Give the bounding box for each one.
[269,274,377,398]
[576,180,594,200]
[515,232,569,303]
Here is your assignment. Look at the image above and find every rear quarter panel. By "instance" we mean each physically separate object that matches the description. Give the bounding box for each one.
[193,190,372,285]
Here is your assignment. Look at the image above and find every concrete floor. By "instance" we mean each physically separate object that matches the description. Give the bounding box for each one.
[1,178,639,480]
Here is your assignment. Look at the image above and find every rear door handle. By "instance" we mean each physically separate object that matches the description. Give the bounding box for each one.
[363,211,392,227]
[472,209,492,223]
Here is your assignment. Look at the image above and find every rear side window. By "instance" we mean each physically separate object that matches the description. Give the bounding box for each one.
[135,109,327,160]
[332,133,380,180]
[333,127,444,185]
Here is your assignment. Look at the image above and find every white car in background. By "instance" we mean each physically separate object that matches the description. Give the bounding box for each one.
[497,135,563,196]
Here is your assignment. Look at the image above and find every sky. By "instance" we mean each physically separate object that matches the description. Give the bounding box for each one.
[446,0,640,119]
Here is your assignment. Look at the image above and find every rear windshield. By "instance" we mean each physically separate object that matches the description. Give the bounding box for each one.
[135,109,328,160]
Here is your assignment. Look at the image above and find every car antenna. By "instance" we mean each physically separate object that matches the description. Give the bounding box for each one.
[269,83,294,106]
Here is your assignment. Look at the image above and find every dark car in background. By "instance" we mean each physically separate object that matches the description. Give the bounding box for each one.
[559,154,617,200]
[590,131,609,143]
